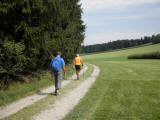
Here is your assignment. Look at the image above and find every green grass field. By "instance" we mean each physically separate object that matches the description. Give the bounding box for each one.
[83,43,160,61]
[64,43,160,120]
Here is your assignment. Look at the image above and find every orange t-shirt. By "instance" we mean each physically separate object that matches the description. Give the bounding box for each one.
[74,56,83,66]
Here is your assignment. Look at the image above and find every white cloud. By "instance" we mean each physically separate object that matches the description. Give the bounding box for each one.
[80,0,160,45]
[81,0,160,12]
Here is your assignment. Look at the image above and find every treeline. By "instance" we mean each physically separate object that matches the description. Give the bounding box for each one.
[0,0,85,84]
[82,34,160,53]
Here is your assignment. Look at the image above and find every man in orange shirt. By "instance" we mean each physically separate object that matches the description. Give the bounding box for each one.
[73,54,83,80]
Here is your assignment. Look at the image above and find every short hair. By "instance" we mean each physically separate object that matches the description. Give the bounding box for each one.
[54,51,61,57]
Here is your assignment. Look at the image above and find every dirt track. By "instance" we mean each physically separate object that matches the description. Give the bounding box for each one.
[32,64,100,120]
[0,65,88,119]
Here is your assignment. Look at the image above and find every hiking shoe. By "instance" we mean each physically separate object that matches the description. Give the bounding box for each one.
[55,90,60,96]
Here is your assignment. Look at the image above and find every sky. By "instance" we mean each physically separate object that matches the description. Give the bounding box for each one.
[80,0,160,45]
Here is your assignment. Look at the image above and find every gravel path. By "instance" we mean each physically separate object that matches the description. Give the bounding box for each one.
[0,65,88,119]
[32,64,100,120]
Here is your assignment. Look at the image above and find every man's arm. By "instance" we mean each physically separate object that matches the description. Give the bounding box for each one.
[81,58,84,67]
[49,60,53,78]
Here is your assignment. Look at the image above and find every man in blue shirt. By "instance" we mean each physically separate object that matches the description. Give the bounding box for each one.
[50,52,65,96]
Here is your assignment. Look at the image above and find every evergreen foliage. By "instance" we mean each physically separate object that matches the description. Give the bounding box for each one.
[0,0,85,85]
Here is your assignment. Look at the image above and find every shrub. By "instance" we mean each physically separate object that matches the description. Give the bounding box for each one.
[128,52,160,59]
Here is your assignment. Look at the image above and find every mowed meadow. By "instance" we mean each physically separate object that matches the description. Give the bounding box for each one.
[64,44,160,120]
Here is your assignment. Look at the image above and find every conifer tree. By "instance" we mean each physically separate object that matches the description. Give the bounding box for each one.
[0,0,85,84]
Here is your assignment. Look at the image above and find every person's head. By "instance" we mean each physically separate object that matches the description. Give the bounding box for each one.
[54,51,61,57]
[76,54,79,57]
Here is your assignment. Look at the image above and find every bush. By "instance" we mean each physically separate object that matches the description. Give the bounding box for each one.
[0,40,27,89]
[128,52,160,59]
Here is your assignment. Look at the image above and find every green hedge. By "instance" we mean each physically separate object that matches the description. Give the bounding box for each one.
[128,52,160,59]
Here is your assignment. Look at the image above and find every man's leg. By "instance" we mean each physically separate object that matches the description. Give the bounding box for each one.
[75,65,81,80]
[76,70,80,80]
[54,72,59,95]
[55,71,62,96]
[57,71,62,89]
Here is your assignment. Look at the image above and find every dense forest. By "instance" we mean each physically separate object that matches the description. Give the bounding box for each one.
[82,34,160,53]
[0,0,85,85]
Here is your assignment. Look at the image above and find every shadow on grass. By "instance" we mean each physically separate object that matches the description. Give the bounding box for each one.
[36,90,54,96]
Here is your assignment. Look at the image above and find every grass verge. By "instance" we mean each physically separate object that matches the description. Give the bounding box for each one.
[0,66,74,107]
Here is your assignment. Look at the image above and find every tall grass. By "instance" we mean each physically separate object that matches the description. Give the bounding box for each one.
[128,52,160,59]
[0,72,53,107]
